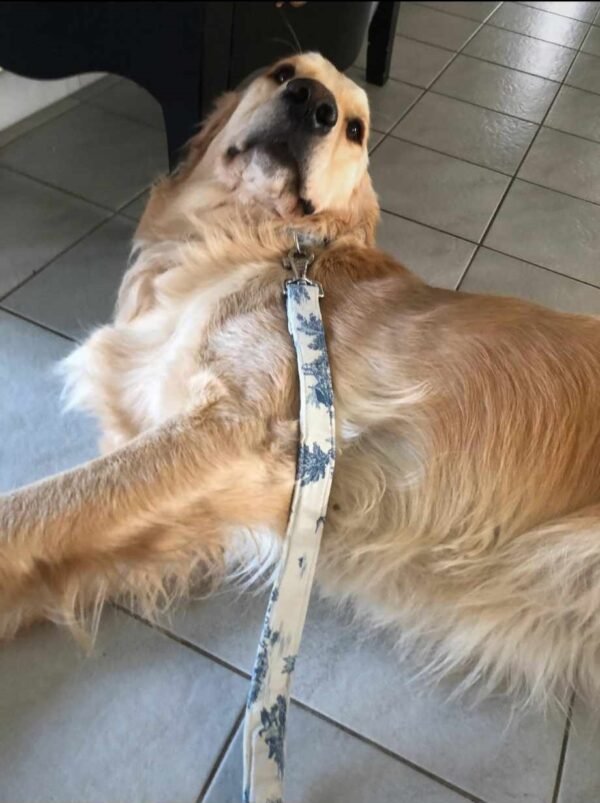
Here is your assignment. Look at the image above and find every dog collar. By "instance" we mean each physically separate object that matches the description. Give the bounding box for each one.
[242,232,336,803]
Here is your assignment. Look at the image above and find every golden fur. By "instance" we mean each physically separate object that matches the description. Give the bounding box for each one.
[2,54,600,706]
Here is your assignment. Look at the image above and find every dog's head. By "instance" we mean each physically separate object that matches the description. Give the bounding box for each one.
[179,53,378,240]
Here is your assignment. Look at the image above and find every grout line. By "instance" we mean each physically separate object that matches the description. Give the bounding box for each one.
[453,52,575,85]
[457,2,591,289]
[409,0,503,25]
[368,89,426,155]
[383,131,600,211]
[196,704,245,802]
[426,83,600,141]
[0,211,117,304]
[404,7,587,51]
[116,186,151,219]
[516,1,598,25]
[67,96,166,135]
[386,74,437,91]
[388,51,600,105]
[544,121,600,147]
[551,693,575,803]
[472,243,600,292]
[484,18,590,50]
[455,244,480,290]
[118,603,490,801]
[410,0,504,27]
[68,74,123,103]
[413,1,504,25]
[379,206,478,244]
[517,175,600,210]
[564,76,600,97]
[429,84,556,125]
[0,161,114,214]
[83,93,165,134]
[0,99,86,154]
[579,45,600,58]
[0,77,122,152]
[385,133,514,176]
[425,86,547,125]
[370,5,495,160]
[375,4,600,292]
[394,25,581,63]
[395,31,477,56]
[395,21,600,97]
[430,48,563,86]
[113,603,252,680]
[0,75,158,157]
[377,206,600,293]
[0,305,77,342]
[291,698,489,803]
[0,99,81,151]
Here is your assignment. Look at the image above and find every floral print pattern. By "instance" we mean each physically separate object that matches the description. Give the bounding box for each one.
[247,626,280,706]
[243,277,336,802]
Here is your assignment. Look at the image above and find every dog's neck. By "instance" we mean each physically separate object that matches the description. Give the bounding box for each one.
[134,162,375,259]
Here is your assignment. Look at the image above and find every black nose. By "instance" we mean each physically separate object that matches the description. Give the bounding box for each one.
[283,78,338,134]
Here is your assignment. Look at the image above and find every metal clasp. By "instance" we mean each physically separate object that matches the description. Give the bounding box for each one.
[283,232,315,281]
[282,232,324,297]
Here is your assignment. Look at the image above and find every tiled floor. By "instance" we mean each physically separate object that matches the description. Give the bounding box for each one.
[1,2,600,801]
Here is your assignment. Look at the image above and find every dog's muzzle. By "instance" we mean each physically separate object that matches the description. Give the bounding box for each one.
[226,78,338,214]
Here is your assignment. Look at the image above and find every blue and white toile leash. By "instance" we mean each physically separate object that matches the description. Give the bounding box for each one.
[242,233,336,803]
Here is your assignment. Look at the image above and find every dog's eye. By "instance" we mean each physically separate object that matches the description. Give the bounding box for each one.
[272,64,295,84]
[346,118,364,144]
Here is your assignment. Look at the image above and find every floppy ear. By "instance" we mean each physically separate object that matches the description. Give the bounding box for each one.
[134,89,243,243]
[176,91,242,181]
[344,171,380,246]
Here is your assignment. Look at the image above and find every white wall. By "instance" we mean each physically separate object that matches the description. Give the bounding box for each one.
[0,70,103,130]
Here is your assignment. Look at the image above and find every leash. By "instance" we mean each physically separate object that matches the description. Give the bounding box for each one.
[242,233,336,803]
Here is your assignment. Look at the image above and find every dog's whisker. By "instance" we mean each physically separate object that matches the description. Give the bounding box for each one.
[277,6,302,54]
[270,36,300,55]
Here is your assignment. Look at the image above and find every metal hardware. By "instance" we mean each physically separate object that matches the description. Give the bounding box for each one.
[282,231,323,297]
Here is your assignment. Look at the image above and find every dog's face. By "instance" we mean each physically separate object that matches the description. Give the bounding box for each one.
[196,53,373,219]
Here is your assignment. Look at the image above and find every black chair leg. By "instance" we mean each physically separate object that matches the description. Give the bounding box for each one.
[160,2,234,172]
[366,2,400,87]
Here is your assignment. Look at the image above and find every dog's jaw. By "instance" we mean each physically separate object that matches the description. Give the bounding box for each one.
[218,127,316,219]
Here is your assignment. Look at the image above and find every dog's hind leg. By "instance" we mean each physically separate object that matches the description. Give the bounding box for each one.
[0,406,295,639]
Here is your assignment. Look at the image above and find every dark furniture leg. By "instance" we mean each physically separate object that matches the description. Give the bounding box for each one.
[161,93,203,172]
[366,2,400,86]
[160,2,234,169]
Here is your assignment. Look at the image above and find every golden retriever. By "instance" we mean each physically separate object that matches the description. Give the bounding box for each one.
[2,53,600,707]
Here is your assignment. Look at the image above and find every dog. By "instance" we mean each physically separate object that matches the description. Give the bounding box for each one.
[1,53,600,707]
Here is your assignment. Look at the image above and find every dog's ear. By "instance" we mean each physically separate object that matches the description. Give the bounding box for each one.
[314,172,379,248]
[176,91,242,180]
[343,171,380,247]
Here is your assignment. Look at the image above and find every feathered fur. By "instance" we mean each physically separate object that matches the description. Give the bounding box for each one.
[1,54,600,707]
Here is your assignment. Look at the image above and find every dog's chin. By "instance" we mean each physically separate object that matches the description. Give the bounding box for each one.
[220,141,314,218]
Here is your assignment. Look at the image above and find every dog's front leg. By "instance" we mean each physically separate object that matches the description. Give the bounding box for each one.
[0,407,295,638]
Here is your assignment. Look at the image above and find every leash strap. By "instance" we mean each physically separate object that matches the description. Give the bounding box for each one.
[242,239,335,803]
